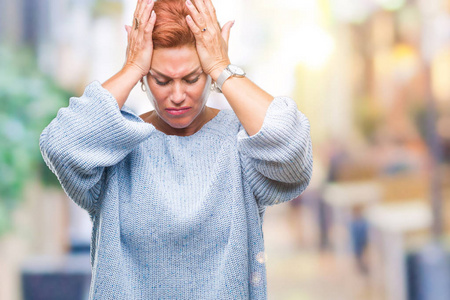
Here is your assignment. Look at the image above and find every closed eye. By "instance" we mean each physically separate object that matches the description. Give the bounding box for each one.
[185,76,200,84]
[151,72,202,86]
[154,78,170,86]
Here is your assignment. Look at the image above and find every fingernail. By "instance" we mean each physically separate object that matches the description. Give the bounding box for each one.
[186,15,192,22]
[232,20,235,27]
[151,10,155,18]
[148,0,152,4]
[186,0,192,6]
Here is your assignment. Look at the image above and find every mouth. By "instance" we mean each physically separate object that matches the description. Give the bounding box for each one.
[165,107,192,116]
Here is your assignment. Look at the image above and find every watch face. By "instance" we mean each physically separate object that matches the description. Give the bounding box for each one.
[228,64,245,76]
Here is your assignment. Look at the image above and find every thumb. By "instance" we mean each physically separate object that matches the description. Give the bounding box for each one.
[125,25,132,36]
[221,20,235,45]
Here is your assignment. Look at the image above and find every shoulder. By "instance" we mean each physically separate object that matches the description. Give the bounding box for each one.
[206,108,241,137]
[218,108,240,125]
[139,110,154,124]
[120,105,146,123]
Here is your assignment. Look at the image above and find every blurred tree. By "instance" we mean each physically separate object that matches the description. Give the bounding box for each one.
[0,45,70,236]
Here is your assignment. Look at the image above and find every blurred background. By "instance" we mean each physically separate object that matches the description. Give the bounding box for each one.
[2,0,450,299]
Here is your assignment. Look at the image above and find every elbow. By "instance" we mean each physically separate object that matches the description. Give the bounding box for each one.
[39,131,55,172]
[300,160,313,192]
[39,131,50,157]
[301,146,313,185]
[288,138,313,185]
[39,128,68,175]
[289,156,313,194]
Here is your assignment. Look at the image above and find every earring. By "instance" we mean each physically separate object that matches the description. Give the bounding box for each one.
[141,82,147,92]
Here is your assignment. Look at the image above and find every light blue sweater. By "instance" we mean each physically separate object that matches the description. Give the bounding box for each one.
[39,81,313,300]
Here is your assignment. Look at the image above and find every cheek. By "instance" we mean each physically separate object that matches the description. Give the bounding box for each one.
[148,83,167,100]
[186,84,206,99]
[187,76,210,102]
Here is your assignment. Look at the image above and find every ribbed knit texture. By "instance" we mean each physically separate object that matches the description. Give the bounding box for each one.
[39,81,313,300]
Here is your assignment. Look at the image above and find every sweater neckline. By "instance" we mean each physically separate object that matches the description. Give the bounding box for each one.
[142,109,226,138]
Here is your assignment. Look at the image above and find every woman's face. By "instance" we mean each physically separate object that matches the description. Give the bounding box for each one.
[144,45,210,129]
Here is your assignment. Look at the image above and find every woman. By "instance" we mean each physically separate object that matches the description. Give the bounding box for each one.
[40,0,313,299]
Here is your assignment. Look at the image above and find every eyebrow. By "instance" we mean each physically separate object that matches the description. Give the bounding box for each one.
[150,67,202,80]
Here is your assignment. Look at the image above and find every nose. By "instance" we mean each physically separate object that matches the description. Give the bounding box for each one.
[170,81,186,105]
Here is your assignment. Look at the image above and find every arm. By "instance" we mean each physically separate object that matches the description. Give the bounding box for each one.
[185,0,272,136]
[102,66,143,110]
[102,0,156,109]
[40,82,154,214]
[185,0,313,204]
[40,0,157,214]
[211,74,273,137]
[238,97,313,206]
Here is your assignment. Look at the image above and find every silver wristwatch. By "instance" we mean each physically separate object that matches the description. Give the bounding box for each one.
[215,64,246,92]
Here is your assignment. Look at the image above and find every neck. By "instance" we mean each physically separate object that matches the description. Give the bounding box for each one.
[151,107,218,136]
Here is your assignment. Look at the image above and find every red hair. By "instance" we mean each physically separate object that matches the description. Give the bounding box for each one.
[152,0,196,49]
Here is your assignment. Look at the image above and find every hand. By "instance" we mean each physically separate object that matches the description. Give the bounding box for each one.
[124,0,156,77]
[185,0,234,81]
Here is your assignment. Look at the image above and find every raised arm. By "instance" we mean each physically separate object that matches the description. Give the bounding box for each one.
[185,0,313,206]
[40,0,157,214]
[40,83,154,214]
[102,0,156,109]
[185,0,273,136]
[238,97,313,207]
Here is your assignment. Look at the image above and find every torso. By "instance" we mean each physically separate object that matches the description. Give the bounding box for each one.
[97,108,267,299]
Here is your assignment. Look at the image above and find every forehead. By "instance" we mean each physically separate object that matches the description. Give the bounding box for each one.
[151,46,200,78]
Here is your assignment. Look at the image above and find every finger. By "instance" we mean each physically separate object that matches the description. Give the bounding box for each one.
[137,0,148,20]
[203,0,217,21]
[186,0,207,30]
[125,25,132,57]
[144,10,156,38]
[125,25,131,42]
[193,0,208,14]
[133,0,142,16]
[195,0,215,25]
[186,15,202,36]
[139,0,154,29]
[133,0,143,24]
[125,25,132,36]
[221,20,234,45]
[125,25,132,47]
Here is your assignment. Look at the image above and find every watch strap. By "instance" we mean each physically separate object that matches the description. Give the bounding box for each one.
[216,67,233,92]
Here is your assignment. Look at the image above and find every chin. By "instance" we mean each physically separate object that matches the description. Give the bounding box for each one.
[163,116,195,129]
[167,122,191,129]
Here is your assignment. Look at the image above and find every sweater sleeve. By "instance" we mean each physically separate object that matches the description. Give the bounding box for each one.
[237,97,313,207]
[39,81,155,215]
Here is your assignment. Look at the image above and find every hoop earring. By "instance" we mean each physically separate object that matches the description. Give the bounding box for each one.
[141,82,147,92]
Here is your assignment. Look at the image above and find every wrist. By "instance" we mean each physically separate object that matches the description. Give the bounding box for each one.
[122,63,147,80]
[213,64,246,92]
[210,63,230,82]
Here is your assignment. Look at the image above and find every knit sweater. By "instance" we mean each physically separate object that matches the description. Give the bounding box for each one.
[39,81,313,300]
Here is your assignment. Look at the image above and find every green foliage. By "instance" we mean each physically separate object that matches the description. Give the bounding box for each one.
[0,45,70,236]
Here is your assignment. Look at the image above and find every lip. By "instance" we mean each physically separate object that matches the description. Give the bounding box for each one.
[165,107,192,116]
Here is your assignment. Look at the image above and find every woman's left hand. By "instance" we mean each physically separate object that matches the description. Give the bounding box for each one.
[185,0,234,81]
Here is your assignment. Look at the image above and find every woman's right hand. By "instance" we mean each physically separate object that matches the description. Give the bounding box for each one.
[102,0,156,109]
[124,0,156,77]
